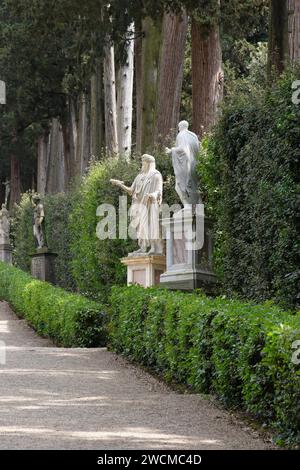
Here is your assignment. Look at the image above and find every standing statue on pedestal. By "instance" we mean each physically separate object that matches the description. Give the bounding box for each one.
[166,120,202,206]
[0,203,10,245]
[110,154,164,255]
[31,194,47,250]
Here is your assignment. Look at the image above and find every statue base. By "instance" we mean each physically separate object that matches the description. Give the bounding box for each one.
[0,243,12,264]
[160,213,217,293]
[121,254,166,288]
[30,250,57,284]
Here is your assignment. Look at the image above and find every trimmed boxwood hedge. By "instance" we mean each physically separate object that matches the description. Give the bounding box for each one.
[109,285,300,445]
[0,262,107,347]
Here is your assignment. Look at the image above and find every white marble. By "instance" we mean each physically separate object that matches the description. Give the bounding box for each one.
[0,204,10,245]
[166,120,202,206]
[111,154,164,255]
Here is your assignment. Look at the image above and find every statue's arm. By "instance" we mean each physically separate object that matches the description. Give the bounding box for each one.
[166,145,185,156]
[147,174,163,204]
[110,179,133,196]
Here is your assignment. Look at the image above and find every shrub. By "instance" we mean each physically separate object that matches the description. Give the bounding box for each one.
[109,285,300,444]
[198,68,300,309]
[0,262,107,347]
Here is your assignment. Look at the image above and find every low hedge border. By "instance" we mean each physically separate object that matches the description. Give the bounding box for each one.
[0,262,107,347]
[109,286,300,446]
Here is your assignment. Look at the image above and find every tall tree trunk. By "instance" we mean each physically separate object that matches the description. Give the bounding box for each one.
[61,108,76,190]
[117,23,135,160]
[135,18,143,154]
[154,11,188,145]
[90,61,104,159]
[75,93,90,176]
[268,0,289,79]
[288,0,300,62]
[137,17,162,153]
[10,152,21,208]
[192,15,223,139]
[37,129,49,196]
[45,118,65,194]
[104,42,118,155]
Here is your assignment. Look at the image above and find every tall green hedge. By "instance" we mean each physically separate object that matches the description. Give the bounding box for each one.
[0,262,107,347]
[12,154,177,300]
[198,69,300,309]
[109,285,300,445]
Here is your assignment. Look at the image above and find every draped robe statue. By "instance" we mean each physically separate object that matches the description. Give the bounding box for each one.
[0,204,10,244]
[166,120,202,206]
[111,154,164,255]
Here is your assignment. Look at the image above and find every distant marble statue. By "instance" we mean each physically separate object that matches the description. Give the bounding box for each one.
[110,154,164,255]
[31,194,46,250]
[2,180,10,208]
[166,120,202,206]
[0,204,10,244]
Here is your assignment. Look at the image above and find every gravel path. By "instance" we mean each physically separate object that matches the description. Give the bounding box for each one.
[0,301,275,450]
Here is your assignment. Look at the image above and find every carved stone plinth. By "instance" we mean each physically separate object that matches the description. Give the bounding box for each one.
[160,212,217,292]
[0,243,12,264]
[30,249,57,284]
[121,254,166,288]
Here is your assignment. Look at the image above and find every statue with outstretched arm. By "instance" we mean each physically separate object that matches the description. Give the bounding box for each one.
[110,154,164,256]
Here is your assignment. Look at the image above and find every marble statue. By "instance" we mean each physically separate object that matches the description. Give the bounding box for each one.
[166,120,202,206]
[31,194,46,249]
[0,203,10,244]
[110,154,164,255]
[2,180,10,208]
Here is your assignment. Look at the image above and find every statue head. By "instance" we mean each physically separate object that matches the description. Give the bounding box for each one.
[141,154,156,173]
[178,120,189,132]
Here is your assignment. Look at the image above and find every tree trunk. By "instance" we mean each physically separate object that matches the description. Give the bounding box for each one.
[45,118,65,194]
[117,23,135,160]
[10,152,21,208]
[154,12,188,145]
[90,61,104,159]
[191,18,223,139]
[288,0,300,62]
[37,129,49,196]
[137,17,162,153]
[268,0,289,79]
[61,109,76,190]
[104,42,118,155]
[75,93,90,176]
[135,18,143,154]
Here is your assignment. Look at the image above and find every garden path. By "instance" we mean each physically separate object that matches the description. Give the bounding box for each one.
[0,301,275,450]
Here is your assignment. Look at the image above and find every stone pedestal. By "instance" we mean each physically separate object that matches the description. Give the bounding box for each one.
[0,243,12,264]
[30,249,57,284]
[121,254,166,288]
[160,212,217,292]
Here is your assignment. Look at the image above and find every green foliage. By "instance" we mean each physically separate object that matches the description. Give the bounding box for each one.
[198,68,300,309]
[109,285,300,445]
[0,262,107,347]
[68,158,138,300]
[11,191,77,291]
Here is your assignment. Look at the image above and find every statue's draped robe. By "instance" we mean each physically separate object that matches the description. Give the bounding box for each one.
[171,129,201,205]
[129,169,163,247]
[0,209,10,243]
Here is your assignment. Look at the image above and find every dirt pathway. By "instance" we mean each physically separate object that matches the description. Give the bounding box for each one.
[0,301,275,450]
